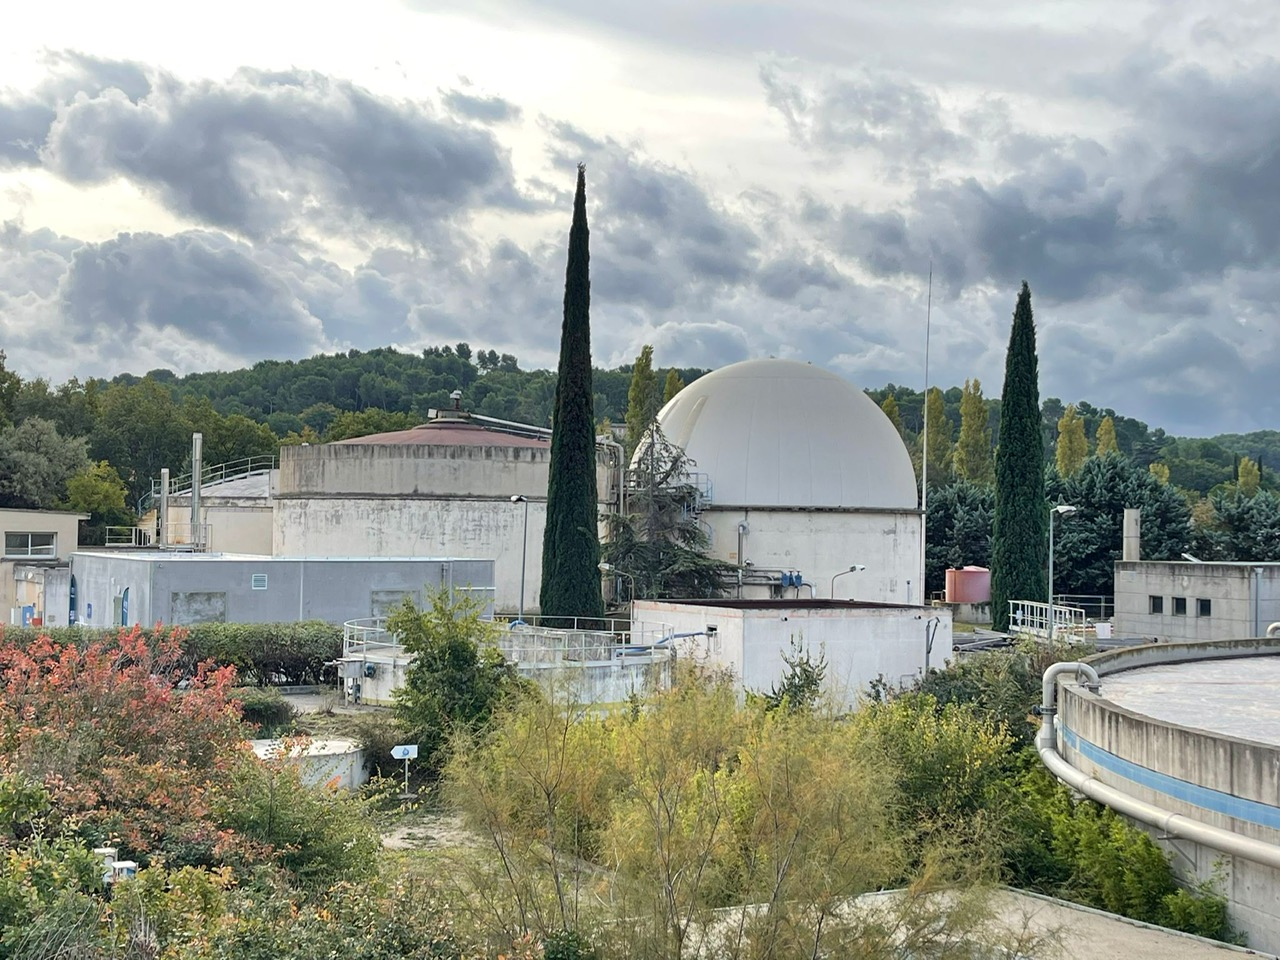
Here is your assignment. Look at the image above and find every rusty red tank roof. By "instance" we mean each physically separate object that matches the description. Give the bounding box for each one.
[333,421,549,448]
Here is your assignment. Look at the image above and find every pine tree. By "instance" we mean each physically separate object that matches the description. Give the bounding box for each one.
[923,387,954,486]
[1055,404,1088,476]
[881,394,904,438]
[625,345,659,457]
[662,369,685,404]
[953,378,994,485]
[991,282,1047,632]
[539,164,604,624]
[1094,415,1119,456]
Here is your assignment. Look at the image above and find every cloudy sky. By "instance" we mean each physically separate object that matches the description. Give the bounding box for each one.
[1,0,1277,436]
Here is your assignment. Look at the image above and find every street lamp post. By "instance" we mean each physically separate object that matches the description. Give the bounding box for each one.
[598,562,636,607]
[830,564,867,599]
[511,495,529,624]
[1048,504,1078,640]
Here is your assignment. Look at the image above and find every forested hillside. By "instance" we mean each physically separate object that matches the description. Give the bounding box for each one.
[0,343,1274,536]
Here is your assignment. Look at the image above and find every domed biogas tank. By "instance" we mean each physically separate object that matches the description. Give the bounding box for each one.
[640,358,917,511]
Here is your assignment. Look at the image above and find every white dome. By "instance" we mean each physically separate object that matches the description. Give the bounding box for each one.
[650,358,918,510]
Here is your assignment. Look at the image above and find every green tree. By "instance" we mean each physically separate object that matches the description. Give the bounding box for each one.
[90,379,192,504]
[1045,454,1193,596]
[603,425,732,600]
[1055,404,1088,476]
[390,590,525,775]
[1149,461,1171,485]
[0,418,90,509]
[540,165,605,624]
[64,460,131,525]
[662,369,684,404]
[0,351,21,427]
[1238,455,1261,496]
[953,379,994,485]
[991,283,1048,632]
[925,480,994,594]
[1094,416,1119,456]
[625,345,660,457]
[881,394,905,438]
[923,387,954,486]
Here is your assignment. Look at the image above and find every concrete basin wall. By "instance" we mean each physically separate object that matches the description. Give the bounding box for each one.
[1056,638,1280,950]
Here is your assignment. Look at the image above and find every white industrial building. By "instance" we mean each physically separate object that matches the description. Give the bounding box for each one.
[1114,560,1280,642]
[270,412,618,616]
[634,598,952,705]
[644,358,923,604]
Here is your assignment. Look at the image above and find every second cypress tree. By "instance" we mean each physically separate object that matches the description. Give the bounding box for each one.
[991,282,1047,632]
[539,165,605,624]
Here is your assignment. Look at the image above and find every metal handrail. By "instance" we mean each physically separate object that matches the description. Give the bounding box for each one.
[138,455,278,514]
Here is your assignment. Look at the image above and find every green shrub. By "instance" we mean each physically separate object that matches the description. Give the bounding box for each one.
[0,621,342,686]
[231,687,297,737]
[543,928,600,960]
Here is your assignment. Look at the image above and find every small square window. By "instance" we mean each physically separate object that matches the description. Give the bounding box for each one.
[1197,598,1211,617]
[1148,595,1163,614]
[1173,596,1187,616]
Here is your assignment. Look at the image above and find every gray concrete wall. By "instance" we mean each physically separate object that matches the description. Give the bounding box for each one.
[1113,562,1280,641]
[70,553,494,627]
[277,442,614,500]
[273,497,543,615]
[1057,638,1280,951]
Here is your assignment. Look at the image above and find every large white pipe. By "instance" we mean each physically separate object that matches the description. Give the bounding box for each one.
[1039,661,1280,871]
[1268,623,1280,638]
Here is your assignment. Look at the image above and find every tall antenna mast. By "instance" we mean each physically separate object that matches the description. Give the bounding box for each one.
[919,261,933,606]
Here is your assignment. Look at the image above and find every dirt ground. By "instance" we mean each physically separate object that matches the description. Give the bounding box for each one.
[381,812,484,851]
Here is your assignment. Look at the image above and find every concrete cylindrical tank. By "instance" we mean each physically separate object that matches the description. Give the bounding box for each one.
[945,566,991,604]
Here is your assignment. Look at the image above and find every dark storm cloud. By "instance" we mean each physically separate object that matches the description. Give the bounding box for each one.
[441,89,523,124]
[544,128,761,311]
[35,65,524,240]
[760,62,970,171]
[756,256,844,300]
[59,231,326,356]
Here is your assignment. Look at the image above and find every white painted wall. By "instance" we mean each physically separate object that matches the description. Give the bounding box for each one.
[635,600,952,706]
[1114,561,1280,640]
[704,508,923,605]
[274,497,543,616]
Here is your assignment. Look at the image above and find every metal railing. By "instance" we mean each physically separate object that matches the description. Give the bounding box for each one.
[138,455,278,514]
[1053,594,1114,621]
[160,522,213,552]
[343,616,676,666]
[105,525,153,548]
[1008,599,1089,640]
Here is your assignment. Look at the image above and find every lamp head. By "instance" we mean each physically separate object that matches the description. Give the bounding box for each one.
[1052,504,1078,516]
[851,564,867,572]
[511,494,527,503]
[598,562,613,573]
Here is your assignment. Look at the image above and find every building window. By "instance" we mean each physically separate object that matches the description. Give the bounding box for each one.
[1197,598,1212,617]
[1173,596,1187,616]
[1148,595,1164,614]
[4,532,55,558]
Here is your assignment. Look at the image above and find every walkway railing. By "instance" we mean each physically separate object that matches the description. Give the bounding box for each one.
[1008,599,1089,640]
[138,455,278,514]
[343,616,674,664]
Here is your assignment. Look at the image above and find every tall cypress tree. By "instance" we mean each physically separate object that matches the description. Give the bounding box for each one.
[540,164,605,624]
[991,282,1047,631]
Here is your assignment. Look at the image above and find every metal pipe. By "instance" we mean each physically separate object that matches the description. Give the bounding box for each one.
[737,520,749,599]
[1253,567,1263,637]
[190,433,203,550]
[158,468,170,547]
[511,495,529,623]
[1268,623,1280,638]
[1038,660,1280,871]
